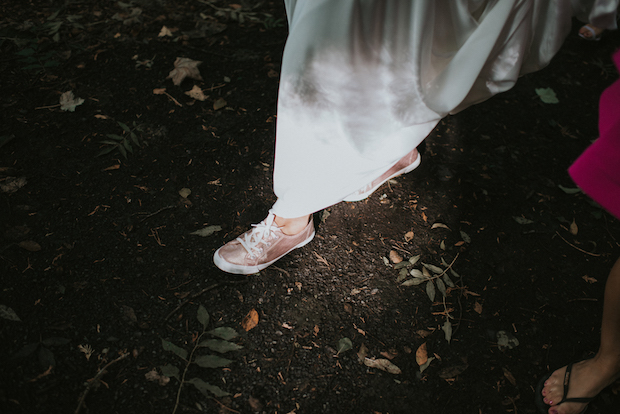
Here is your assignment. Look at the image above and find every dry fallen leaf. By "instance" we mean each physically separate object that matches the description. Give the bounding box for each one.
[158,25,173,37]
[474,301,483,314]
[145,368,170,386]
[570,219,578,235]
[357,343,369,363]
[178,188,191,198]
[153,88,166,95]
[415,329,432,338]
[185,85,207,101]
[431,223,449,230]
[59,91,85,112]
[241,309,259,331]
[190,225,222,237]
[437,363,468,379]
[167,57,203,86]
[364,358,401,374]
[389,250,403,264]
[18,240,41,252]
[1,176,27,193]
[503,368,517,386]
[213,97,227,110]
[415,343,428,366]
[582,275,597,284]
[404,231,414,242]
[380,349,398,360]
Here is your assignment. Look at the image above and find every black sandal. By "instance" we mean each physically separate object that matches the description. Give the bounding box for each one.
[535,362,594,414]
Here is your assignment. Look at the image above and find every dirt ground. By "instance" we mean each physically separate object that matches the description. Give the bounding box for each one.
[2,1,620,414]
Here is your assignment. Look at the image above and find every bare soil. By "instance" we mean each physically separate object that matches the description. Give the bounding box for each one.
[1,2,620,414]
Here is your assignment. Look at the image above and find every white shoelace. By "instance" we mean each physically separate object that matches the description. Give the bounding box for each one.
[237,212,278,258]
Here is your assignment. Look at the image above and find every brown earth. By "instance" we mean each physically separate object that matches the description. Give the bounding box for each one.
[1,1,620,414]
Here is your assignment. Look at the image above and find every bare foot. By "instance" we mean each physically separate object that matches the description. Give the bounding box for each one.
[579,24,604,40]
[541,359,620,414]
[274,214,311,235]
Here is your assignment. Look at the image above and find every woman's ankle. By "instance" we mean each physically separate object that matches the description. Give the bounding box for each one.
[274,214,311,235]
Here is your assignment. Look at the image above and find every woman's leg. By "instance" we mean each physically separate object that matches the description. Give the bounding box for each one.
[541,258,620,414]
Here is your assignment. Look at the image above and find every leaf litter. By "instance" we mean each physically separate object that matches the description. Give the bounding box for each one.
[167,57,203,86]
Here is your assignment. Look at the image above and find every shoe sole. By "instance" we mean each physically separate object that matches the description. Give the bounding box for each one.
[343,154,421,202]
[213,230,315,275]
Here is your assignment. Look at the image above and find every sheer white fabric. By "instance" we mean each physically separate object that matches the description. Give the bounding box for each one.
[271,0,575,218]
[571,0,619,30]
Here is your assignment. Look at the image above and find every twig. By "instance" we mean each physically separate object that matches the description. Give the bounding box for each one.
[136,205,176,223]
[271,265,290,277]
[75,352,130,414]
[172,331,205,414]
[211,398,241,413]
[555,232,601,256]
[35,103,61,110]
[164,280,247,322]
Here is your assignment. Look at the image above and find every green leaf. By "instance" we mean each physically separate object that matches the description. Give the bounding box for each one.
[106,134,124,141]
[161,339,188,360]
[129,132,139,146]
[190,225,222,237]
[426,280,436,302]
[12,343,39,359]
[38,346,55,368]
[422,263,443,274]
[16,48,36,57]
[513,216,534,225]
[194,354,232,368]
[118,122,131,132]
[442,273,455,288]
[336,337,353,355]
[410,269,425,278]
[97,146,118,157]
[187,378,230,397]
[459,231,471,243]
[198,339,242,353]
[450,268,460,279]
[396,268,409,282]
[160,364,180,379]
[436,278,447,297]
[197,305,210,329]
[393,261,409,270]
[41,337,70,346]
[535,88,559,104]
[558,185,582,194]
[409,255,420,266]
[0,304,21,321]
[442,320,453,343]
[207,327,238,341]
[401,278,426,286]
[43,60,60,67]
[117,143,127,158]
[47,10,61,20]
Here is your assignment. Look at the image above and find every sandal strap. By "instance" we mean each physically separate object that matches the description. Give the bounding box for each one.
[558,362,595,405]
[562,397,595,403]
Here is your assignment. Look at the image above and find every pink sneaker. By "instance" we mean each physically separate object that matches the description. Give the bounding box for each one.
[213,212,315,274]
[344,148,421,202]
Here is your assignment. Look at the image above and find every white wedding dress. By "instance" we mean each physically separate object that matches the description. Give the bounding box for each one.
[268,0,597,218]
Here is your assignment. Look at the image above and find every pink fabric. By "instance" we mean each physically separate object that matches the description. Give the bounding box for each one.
[569,50,620,220]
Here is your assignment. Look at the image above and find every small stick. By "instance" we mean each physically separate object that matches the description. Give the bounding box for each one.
[35,104,61,110]
[164,280,247,322]
[211,397,241,413]
[137,205,176,223]
[555,231,601,257]
[75,352,130,414]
